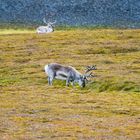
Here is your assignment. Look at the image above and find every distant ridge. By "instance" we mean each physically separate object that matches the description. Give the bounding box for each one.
[0,0,140,28]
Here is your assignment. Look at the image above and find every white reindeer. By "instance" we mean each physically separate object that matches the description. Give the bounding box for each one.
[36,18,56,34]
[44,63,96,87]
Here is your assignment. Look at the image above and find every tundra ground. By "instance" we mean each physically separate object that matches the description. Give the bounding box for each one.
[0,29,140,140]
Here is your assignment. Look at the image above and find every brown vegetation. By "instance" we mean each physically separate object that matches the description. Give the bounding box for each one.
[0,29,140,139]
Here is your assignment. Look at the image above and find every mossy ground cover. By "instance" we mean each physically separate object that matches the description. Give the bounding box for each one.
[0,28,140,139]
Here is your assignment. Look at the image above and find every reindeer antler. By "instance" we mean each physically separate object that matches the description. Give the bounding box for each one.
[43,17,48,24]
[85,65,97,73]
[84,72,96,83]
[49,20,56,25]
[84,65,97,82]
[85,72,95,78]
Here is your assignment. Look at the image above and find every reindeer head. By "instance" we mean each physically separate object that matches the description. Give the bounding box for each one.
[83,65,97,84]
[43,18,56,26]
[76,65,97,88]
[78,76,86,87]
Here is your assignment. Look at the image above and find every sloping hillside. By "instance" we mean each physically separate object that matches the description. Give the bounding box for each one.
[0,0,140,27]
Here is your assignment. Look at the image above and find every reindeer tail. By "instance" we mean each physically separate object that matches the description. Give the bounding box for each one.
[44,64,49,75]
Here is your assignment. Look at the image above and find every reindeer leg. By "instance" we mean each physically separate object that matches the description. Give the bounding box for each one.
[66,79,70,86]
[66,74,74,86]
[66,77,70,86]
[48,77,51,85]
[50,77,54,85]
[71,80,75,86]
[48,76,54,85]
